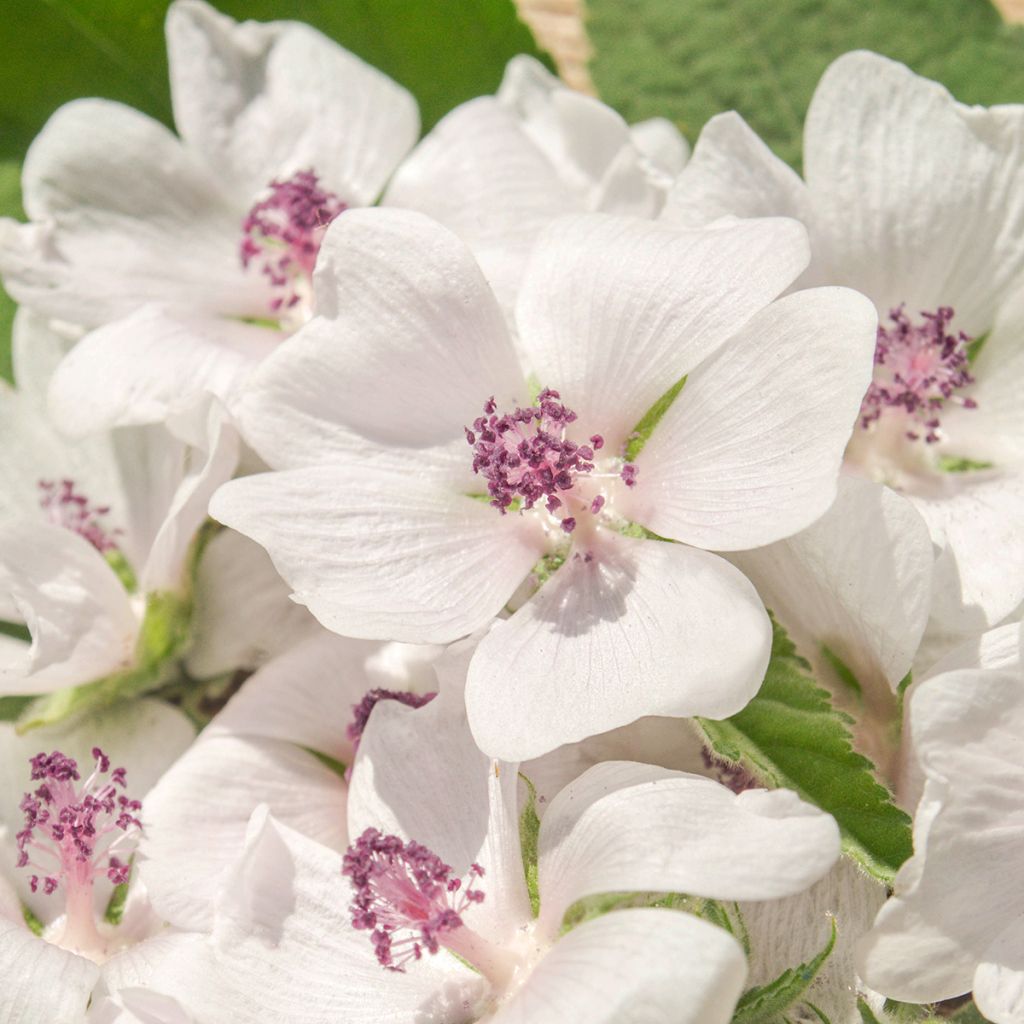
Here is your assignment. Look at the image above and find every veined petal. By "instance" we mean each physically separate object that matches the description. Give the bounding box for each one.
[466,531,771,761]
[237,208,526,469]
[139,734,347,932]
[627,287,877,549]
[491,909,746,1024]
[210,462,545,644]
[4,99,261,326]
[514,214,810,448]
[48,306,280,437]
[976,917,1024,1024]
[167,0,419,204]
[536,761,840,938]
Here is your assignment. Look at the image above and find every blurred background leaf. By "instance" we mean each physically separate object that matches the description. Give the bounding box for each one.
[587,0,1024,168]
[0,0,549,380]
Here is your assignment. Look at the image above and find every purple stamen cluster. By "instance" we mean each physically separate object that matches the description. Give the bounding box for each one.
[859,305,977,444]
[240,169,347,313]
[347,689,437,754]
[38,479,120,554]
[16,747,142,896]
[701,748,760,795]
[342,827,485,972]
[466,389,632,534]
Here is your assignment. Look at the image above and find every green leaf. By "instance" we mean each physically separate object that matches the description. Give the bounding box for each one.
[624,373,687,462]
[858,1001,885,1024]
[820,643,862,699]
[0,159,22,384]
[731,918,836,1024]
[587,0,1024,168]
[695,618,913,883]
[518,772,542,916]
[0,696,34,723]
[0,0,549,163]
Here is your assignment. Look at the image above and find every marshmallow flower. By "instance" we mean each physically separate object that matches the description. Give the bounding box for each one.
[857,621,1024,1022]
[0,313,237,695]
[386,54,686,309]
[125,658,840,1024]
[666,50,1024,632]
[0,0,419,435]
[212,206,876,760]
[0,700,194,1024]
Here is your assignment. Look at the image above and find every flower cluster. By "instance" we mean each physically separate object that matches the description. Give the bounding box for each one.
[1,3,1023,1023]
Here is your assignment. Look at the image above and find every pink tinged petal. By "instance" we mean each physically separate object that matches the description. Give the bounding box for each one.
[514,213,810,449]
[207,630,382,761]
[4,99,263,326]
[152,812,483,1024]
[976,917,1024,1024]
[858,669,1024,1002]
[0,918,100,1023]
[662,111,810,229]
[626,287,877,549]
[0,520,138,694]
[490,909,747,1024]
[167,0,419,204]
[237,208,527,469]
[210,462,545,644]
[384,97,579,312]
[730,477,933,697]
[48,306,280,437]
[347,688,531,945]
[804,52,1024,334]
[139,401,239,593]
[912,472,1024,631]
[466,531,771,762]
[535,761,840,938]
[138,734,347,932]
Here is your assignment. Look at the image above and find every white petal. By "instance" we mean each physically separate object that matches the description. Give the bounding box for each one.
[185,528,319,680]
[384,97,579,311]
[140,401,239,593]
[139,734,346,931]
[514,214,810,448]
[0,918,99,1024]
[210,462,545,644]
[536,761,840,937]
[858,668,1024,1001]
[4,99,261,326]
[804,52,1024,333]
[730,477,933,697]
[48,306,279,437]
[976,916,1024,1024]
[208,630,381,760]
[0,520,138,694]
[629,117,690,180]
[663,112,809,229]
[491,909,746,1024]
[912,471,1024,631]
[922,620,1023,679]
[236,208,526,469]
[167,0,419,204]
[0,698,195,923]
[467,531,770,761]
[347,686,531,944]
[627,287,877,549]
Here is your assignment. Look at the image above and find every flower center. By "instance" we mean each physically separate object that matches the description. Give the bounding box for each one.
[16,748,141,958]
[240,170,347,316]
[858,306,977,444]
[38,479,120,554]
[343,828,512,983]
[465,389,636,535]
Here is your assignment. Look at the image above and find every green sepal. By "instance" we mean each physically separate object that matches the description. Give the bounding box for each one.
[22,903,44,936]
[308,749,348,779]
[696,618,913,883]
[936,455,994,474]
[0,696,33,723]
[103,858,133,925]
[105,549,138,593]
[518,773,542,917]
[624,374,687,462]
[820,643,862,699]
[731,917,836,1024]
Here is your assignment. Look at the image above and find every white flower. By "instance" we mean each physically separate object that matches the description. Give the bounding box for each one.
[856,619,1024,1021]
[0,0,419,436]
[385,55,686,311]
[0,313,238,695]
[0,700,195,1023]
[211,204,876,760]
[665,50,1024,632]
